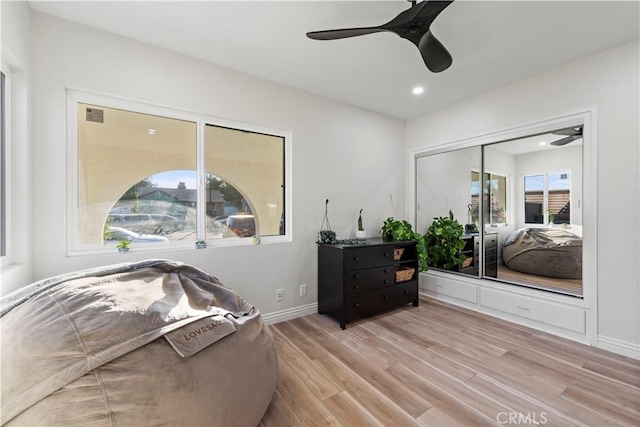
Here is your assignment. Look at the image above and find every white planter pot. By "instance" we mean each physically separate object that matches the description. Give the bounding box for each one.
[355,230,366,240]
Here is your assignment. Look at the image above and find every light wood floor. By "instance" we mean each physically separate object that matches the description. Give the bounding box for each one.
[497,265,583,297]
[260,297,639,427]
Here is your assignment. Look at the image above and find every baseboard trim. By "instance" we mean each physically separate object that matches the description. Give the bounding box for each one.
[262,303,318,325]
[597,335,640,360]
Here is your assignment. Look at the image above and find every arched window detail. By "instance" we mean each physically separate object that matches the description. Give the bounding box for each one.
[71,93,289,253]
[103,170,196,244]
[205,124,284,238]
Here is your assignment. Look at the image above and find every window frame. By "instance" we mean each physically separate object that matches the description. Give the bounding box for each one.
[471,169,509,227]
[1,64,11,265]
[67,90,292,256]
[523,170,572,226]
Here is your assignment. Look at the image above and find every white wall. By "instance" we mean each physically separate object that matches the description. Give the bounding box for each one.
[22,11,405,316]
[0,1,33,293]
[406,40,640,347]
[416,147,480,232]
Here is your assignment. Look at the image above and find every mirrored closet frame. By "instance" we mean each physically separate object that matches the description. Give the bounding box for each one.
[408,108,598,343]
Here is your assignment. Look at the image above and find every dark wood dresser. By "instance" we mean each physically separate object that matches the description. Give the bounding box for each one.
[459,232,498,278]
[318,238,419,329]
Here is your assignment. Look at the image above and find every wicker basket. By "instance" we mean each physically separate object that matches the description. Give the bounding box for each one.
[393,248,404,261]
[395,266,415,282]
[461,257,473,269]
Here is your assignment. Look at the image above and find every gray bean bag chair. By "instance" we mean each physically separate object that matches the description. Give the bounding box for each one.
[1,260,278,427]
[502,228,582,279]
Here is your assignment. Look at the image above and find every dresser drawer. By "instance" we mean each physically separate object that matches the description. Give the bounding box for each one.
[346,287,395,321]
[344,246,394,270]
[394,281,418,306]
[484,262,497,278]
[485,249,498,264]
[485,234,498,248]
[345,266,394,295]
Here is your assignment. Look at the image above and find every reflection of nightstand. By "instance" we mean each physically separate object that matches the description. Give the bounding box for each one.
[459,233,498,278]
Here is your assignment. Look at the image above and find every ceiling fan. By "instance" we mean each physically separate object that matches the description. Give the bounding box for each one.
[551,126,583,146]
[306,0,455,73]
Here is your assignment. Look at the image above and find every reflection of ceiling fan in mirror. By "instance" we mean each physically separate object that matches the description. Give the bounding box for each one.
[551,126,583,146]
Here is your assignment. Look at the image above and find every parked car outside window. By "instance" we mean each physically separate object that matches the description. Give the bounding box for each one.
[106,226,169,243]
[225,214,256,238]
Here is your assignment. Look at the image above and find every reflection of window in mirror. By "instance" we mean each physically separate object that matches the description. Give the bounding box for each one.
[485,172,507,225]
[524,174,544,224]
[524,172,571,225]
[470,170,507,226]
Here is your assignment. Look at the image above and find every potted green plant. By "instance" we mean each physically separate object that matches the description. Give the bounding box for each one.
[423,210,466,270]
[355,209,366,239]
[548,209,555,225]
[116,238,131,254]
[380,217,427,271]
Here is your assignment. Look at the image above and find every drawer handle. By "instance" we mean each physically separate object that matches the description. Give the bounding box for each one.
[383,279,389,284]
[353,285,360,291]
[517,305,530,311]
[403,290,409,295]
[353,302,360,308]
[353,274,360,279]
[384,253,390,257]
[353,256,360,261]
[383,295,390,300]
[383,269,388,273]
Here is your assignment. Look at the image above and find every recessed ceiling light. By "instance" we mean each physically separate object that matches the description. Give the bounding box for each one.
[539,141,547,146]
[412,86,424,95]
[148,129,156,135]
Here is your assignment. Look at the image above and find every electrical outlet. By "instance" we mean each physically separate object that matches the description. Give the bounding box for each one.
[276,288,284,302]
[300,284,307,297]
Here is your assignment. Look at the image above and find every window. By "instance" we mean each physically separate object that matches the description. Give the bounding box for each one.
[205,124,284,239]
[524,172,571,225]
[70,92,289,253]
[470,171,507,226]
[0,70,6,257]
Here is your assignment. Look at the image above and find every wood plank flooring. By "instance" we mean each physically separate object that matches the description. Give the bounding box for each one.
[260,297,639,427]
[496,265,583,297]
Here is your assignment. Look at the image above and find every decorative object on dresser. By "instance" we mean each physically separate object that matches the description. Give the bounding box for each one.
[316,199,364,246]
[318,238,419,329]
[380,217,427,271]
[355,208,366,239]
[317,198,337,244]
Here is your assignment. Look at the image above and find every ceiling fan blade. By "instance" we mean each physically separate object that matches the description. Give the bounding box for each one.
[418,31,452,72]
[306,27,386,41]
[383,0,454,29]
[553,126,583,136]
[306,0,455,72]
[550,135,580,146]
[413,0,455,21]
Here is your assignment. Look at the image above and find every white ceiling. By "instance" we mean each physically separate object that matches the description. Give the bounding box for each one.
[29,0,640,120]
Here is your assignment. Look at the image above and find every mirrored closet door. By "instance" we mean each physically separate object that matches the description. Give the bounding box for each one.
[416,128,583,297]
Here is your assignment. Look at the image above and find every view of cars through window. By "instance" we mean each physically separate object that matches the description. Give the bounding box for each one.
[103,170,256,245]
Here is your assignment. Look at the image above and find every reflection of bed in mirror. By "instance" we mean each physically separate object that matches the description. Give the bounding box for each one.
[499,227,582,296]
